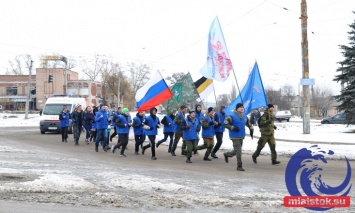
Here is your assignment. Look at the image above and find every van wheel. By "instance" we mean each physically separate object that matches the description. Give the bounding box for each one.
[278,119,282,122]
[287,119,290,122]
[40,130,45,134]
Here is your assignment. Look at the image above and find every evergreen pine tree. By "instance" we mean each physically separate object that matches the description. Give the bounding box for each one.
[334,11,355,125]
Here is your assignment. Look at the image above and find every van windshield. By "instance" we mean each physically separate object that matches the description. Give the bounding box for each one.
[43,104,72,115]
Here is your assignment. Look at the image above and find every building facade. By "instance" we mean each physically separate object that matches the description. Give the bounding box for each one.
[0,68,105,110]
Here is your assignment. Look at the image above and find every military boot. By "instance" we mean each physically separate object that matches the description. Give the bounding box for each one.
[272,160,281,165]
[252,156,257,164]
[211,152,218,158]
[186,158,192,163]
[203,157,212,161]
[223,153,229,163]
[237,166,245,171]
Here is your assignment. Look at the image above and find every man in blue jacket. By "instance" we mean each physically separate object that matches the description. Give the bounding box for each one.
[180,110,198,163]
[131,110,146,155]
[113,108,131,157]
[59,105,71,142]
[211,106,226,158]
[141,107,160,160]
[156,111,175,153]
[94,104,110,152]
[197,107,218,161]
[223,103,254,171]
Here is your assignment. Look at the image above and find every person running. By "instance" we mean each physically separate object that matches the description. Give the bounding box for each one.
[223,103,254,171]
[109,107,122,142]
[194,104,203,154]
[252,104,281,165]
[141,107,160,160]
[113,108,131,157]
[83,106,95,144]
[72,104,84,145]
[90,106,98,142]
[211,106,226,158]
[170,105,187,156]
[94,104,110,152]
[156,111,175,153]
[180,110,198,163]
[197,107,218,161]
[59,105,71,142]
[131,110,146,155]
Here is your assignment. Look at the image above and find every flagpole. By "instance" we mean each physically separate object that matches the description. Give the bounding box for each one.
[213,87,218,108]
[232,68,243,104]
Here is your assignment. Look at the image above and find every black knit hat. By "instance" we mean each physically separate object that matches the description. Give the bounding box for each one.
[208,107,214,113]
[268,104,274,108]
[236,103,243,109]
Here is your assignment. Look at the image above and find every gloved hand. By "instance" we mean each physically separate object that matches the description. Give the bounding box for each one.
[250,129,254,140]
[232,126,240,132]
[185,125,191,130]
[218,123,222,127]
[156,125,160,128]
[209,121,215,126]
[265,120,272,125]
[141,123,145,127]
[196,128,201,132]
[273,125,277,130]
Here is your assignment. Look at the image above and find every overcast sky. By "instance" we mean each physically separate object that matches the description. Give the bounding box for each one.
[0,0,354,97]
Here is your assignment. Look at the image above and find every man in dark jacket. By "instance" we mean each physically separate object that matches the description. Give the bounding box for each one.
[252,104,280,165]
[72,104,84,145]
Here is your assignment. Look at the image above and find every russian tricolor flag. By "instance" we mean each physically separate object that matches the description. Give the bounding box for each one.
[135,71,173,111]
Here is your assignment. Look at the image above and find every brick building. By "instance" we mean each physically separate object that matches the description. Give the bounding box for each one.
[0,68,105,110]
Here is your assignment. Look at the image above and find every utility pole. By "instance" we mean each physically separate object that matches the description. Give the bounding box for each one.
[25,60,33,119]
[301,0,310,134]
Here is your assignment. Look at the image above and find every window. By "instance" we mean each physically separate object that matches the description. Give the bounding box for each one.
[6,87,17,95]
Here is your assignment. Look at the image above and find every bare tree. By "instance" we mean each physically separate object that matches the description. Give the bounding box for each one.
[165,72,185,86]
[311,85,334,117]
[127,62,151,92]
[265,85,282,108]
[229,84,237,102]
[6,54,32,75]
[280,84,295,110]
[217,94,229,109]
[80,55,108,81]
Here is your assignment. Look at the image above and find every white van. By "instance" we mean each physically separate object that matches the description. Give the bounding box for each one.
[39,96,87,134]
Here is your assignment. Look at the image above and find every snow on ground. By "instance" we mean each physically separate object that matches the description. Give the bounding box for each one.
[1,112,354,160]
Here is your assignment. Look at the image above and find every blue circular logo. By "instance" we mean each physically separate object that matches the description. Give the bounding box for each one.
[285,145,352,211]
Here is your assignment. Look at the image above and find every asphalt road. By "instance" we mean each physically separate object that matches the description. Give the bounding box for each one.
[0,127,354,213]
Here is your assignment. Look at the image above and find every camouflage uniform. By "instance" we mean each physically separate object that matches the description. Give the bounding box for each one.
[252,108,278,161]
[224,110,253,168]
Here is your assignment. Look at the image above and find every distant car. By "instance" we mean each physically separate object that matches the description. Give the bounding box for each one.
[321,112,348,124]
[275,110,292,122]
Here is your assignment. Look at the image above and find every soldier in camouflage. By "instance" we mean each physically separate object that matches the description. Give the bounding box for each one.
[223,103,254,171]
[252,104,281,165]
